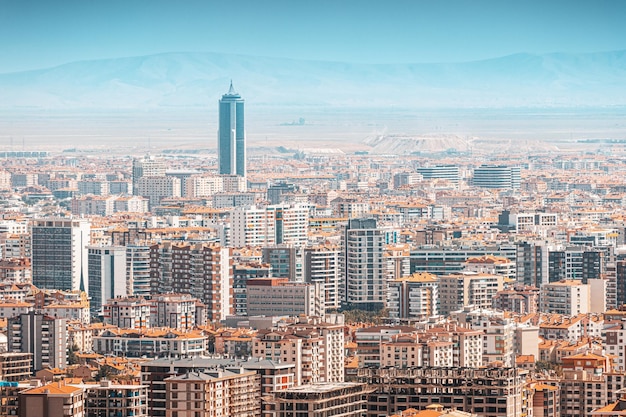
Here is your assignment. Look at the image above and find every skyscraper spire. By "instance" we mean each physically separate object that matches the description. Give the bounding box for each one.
[228,80,235,94]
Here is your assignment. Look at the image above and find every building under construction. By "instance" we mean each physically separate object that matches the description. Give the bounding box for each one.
[267,382,372,417]
[356,367,526,417]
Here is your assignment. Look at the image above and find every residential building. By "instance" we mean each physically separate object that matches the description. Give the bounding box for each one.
[165,370,260,417]
[343,218,396,310]
[87,245,127,315]
[19,381,85,417]
[358,367,525,417]
[303,244,342,311]
[7,312,67,372]
[539,280,591,315]
[103,297,151,329]
[438,271,504,315]
[387,272,439,321]
[132,155,166,194]
[0,352,32,382]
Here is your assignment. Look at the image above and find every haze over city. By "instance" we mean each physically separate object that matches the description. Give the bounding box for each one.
[1,0,626,153]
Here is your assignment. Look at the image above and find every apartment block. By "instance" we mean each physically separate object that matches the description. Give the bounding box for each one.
[165,370,260,417]
[438,272,504,315]
[387,272,439,321]
[7,312,67,372]
[539,280,590,315]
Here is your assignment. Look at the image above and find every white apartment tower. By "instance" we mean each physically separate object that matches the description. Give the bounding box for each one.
[343,218,397,310]
[87,245,127,316]
[231,204,309,247]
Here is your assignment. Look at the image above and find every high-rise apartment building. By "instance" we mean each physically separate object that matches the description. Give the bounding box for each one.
[438,271,504,315]
[262,245,303,281]
[31,218,91,292]
[7,312,67,372]
[539,280,590,315]
[343,218,396,310]
[218,82,246,177]
[150,242,233,322]
[87,245,127,316]
[126,244,152,296]
[304,244,342,311]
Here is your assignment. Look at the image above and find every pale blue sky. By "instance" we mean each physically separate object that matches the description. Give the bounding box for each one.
[1,0,625,73]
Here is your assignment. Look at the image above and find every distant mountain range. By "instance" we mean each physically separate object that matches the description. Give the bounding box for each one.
[1,50,625,109]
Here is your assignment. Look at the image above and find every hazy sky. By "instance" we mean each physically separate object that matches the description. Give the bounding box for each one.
[1,0,625,73]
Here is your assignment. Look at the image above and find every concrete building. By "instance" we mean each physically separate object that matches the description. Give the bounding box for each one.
[74,380,148,417]
[87,245,127,316]
[416,165,459,184]
[464,255,516,280]
[165,370,260,417]
[8,312,67,372]
[19,381,85,417]
[231,204,309,247]
[268,383,371,417]
[358,367,525,417]
[134,176,181,209]
[387,272,439,321]
[141,357,294,417]
[150,243,233,322]
[343,218,396,311]
[472,165,521,189]
[303,244,342,311]
[516,240,551,287]
[0,352,32,382]
[149,293,199,330]
[246,278,324,318]
[493,284,540,314]
[438,272,504,315]
[103,297,151,329]
[411,244,516,276]
[132,155,166,194]
[539,280,590,315]
[126,245,152,297]
[262,245,303,281]
[31,218,91,293]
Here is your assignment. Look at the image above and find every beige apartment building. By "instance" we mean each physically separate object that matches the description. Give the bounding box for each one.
[165,369,260,417]
[539,279,591,315]
[387,272,439,320]
[438,271,504,315]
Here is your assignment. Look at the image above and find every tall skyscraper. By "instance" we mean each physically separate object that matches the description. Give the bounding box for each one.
[218,81,246,177]
[31,218,91,292]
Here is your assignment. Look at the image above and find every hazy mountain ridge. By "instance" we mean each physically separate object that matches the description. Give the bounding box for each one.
[1,50,625,109]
